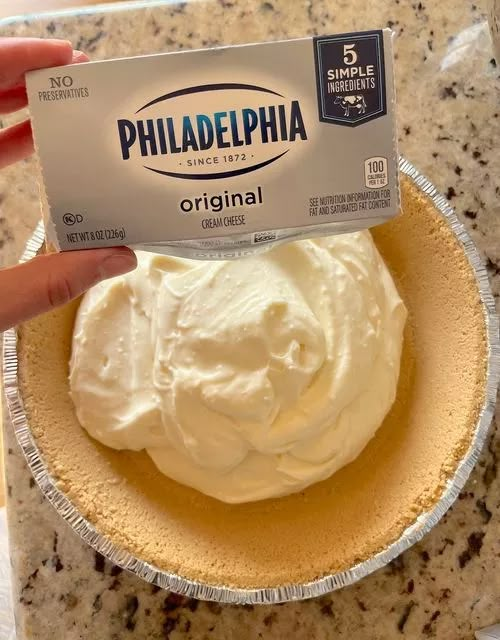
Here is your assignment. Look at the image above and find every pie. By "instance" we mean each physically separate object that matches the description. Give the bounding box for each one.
[17,177,487,589]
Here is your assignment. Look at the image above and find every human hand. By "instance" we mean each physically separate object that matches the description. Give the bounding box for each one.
[0,38,136,332]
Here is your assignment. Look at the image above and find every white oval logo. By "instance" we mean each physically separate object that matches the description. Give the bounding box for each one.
[117,83,308,180]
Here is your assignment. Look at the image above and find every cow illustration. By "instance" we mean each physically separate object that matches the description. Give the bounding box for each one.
[334,95,367,117]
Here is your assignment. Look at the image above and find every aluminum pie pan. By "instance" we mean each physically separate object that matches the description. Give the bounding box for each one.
[2,157,499,605]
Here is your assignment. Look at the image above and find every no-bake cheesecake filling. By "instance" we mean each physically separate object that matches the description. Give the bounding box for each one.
[69,232,407,503]
[17,178,488,588]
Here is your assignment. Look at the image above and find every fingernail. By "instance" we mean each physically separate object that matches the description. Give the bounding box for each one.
[72,50,88,63]
[99,249,137,279]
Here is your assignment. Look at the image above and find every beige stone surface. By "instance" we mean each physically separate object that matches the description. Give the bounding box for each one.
[1,0,499,638]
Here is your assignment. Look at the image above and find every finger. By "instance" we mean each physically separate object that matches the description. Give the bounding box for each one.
[0,119,32,168]
[0,247,137,332]
[0,38,73,91]
[0,84,27,114]
[0,50,89,115]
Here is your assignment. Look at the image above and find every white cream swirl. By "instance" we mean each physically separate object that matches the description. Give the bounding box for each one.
[70,233,406,503]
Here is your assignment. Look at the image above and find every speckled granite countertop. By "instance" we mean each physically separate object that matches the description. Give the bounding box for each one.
[0,0,499,638]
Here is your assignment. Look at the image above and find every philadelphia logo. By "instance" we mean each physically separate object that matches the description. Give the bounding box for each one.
[116,83,308,180]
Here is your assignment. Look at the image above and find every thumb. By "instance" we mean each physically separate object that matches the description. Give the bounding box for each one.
[0,246,137,331]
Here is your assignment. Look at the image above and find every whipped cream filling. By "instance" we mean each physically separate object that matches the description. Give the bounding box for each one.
[70,233,407,503]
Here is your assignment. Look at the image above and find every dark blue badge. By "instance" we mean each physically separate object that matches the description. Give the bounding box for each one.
[314,31,387,127]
